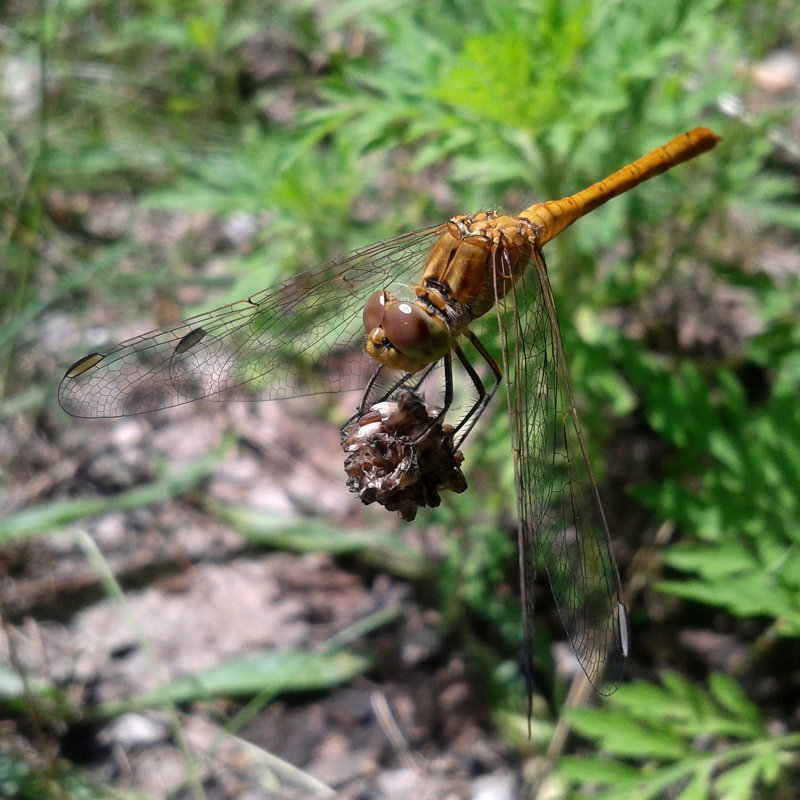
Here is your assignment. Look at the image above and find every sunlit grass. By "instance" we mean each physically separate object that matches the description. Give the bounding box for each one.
[2,0,800,797]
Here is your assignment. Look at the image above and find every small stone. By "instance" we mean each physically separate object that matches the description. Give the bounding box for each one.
[100,713,168,748]
[752,50,800,94]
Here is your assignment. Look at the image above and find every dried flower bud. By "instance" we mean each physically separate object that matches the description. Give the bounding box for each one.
[341,390,467,521]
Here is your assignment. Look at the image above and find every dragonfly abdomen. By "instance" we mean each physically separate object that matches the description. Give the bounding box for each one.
[520,126,721,247]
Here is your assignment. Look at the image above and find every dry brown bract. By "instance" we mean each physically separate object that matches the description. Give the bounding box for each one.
[341,390,467,521]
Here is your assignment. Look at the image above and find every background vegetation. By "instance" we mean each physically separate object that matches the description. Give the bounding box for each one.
[2,0,799,797]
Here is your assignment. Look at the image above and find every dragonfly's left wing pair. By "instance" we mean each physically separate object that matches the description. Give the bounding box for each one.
[59,227,444,418]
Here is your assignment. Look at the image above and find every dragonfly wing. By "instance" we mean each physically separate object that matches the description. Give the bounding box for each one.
[494,245,628,699]
[59,226,444,417]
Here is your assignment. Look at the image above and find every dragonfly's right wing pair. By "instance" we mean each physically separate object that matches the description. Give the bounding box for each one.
[493,245,629,707]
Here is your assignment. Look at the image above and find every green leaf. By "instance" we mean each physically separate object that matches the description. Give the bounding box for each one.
[558,673,800,799]
[207,502,427,581]
[0,665,52,699]
[557,755,641,784]
[607,681,681,719]
[662,541,756,577]
[568,707,690,759]
[714,756,763,800]
[708,674,764,734]
[677,770,711,800]
[0,436,232,542]
[93,648,370,718]
[676,766,711,800]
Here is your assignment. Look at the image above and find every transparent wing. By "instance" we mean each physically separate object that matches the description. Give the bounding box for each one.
[59,226,445,418]
[493,245,628,700]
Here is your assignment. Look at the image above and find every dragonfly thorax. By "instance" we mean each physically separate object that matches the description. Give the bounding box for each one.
[363,289,452,373]
[422,220,533,323]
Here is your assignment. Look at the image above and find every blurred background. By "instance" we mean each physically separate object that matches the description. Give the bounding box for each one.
[2,1,799,798]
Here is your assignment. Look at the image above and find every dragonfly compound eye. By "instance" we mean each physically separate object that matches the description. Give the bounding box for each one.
[381,301,450,364]
[364,292,451,373]
[362,290,387,333]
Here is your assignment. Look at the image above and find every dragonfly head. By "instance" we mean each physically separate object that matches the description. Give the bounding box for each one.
[363,290,451,373]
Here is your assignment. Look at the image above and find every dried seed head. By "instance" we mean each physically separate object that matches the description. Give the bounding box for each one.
[341,390,467,521]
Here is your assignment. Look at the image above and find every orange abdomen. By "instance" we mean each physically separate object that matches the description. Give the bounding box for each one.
[520,127,721,246]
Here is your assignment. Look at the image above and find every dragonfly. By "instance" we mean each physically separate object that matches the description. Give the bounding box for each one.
[60,127,720,713]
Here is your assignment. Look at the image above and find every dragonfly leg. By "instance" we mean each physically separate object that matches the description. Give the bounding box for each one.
[408,351,454,444]
[346,362,440,430]
[357,364,385,416]
[452,330,503,448]
[409,362,440,394]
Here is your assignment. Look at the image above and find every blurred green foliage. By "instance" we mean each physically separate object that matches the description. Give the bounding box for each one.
[3,0,800,797]
[559,672,800,799]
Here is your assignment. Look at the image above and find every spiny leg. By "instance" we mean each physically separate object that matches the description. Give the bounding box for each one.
[357,364,386,416]
[354,361,438,420]
[410,351,454,444]
[452,330,503,448]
